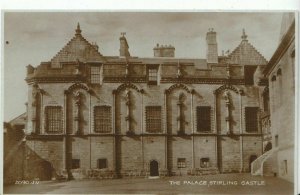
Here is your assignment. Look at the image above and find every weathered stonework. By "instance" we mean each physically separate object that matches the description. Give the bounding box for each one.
[22,24,269,180]
[261,14,295,182]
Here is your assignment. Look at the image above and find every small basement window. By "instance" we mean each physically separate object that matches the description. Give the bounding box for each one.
[177,158,186,168]
[97,158,107,169]
[72,159,80,169]
[200,158,210,168]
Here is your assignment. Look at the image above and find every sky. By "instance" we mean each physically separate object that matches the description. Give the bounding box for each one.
[3,12,284,121]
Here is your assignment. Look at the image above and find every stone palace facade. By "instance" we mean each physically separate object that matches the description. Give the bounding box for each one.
[24,24,270,179]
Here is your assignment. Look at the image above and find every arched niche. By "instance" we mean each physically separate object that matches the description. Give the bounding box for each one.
[65,83,90,135]
[114,83,143,135]
[214,84,241,135]
[165,84,192,135]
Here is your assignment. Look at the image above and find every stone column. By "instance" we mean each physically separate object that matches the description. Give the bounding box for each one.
[64,91,67,134]
[89,92,92,169]
[239,89,244,172]
[190,90,195,169]
[63,91,67,171]
[112,90,117,171]
[40,92,43,133]
[31,100,36,134]
[164,90,168,169]
[140,90,145,170]
[65,91,73,179]
[213,91,219,171]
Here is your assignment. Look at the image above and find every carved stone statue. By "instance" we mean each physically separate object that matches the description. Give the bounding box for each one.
[223,90,231,134]
[223,90,230,104]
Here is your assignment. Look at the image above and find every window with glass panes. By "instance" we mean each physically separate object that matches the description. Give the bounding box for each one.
[146,106,161,133]
[148,68,158,83]
[245,107,259,132]
[45,106,63,133]
[90,66,101,84]
[196,106,211,132]
[94,106,112,133]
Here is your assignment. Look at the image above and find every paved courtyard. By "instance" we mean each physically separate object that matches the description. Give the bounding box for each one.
[4,173,294,194]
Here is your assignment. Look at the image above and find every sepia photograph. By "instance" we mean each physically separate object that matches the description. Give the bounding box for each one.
[2,11,297,194]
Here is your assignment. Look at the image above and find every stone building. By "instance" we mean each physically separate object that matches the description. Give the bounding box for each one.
[252,13,295,183]
[24,24,269,179]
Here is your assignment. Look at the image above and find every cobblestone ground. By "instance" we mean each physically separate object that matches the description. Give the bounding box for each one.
[4,173,294,194]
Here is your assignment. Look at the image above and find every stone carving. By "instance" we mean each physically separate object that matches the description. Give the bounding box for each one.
[223,90,231,134]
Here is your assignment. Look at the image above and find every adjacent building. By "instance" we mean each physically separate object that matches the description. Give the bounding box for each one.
[253,13,295,183]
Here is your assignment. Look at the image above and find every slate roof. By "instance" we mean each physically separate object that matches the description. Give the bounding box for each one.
[9,112,27,126]
[49,25,266,69]
[50,23,105,68]
[228,30,268,66]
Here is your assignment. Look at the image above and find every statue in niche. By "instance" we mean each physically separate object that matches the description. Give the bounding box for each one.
[125,90,131,107]
[125,90,133,134]
[74,91,83,135]
[223,90,230,104]
[74,92,81,118]
[223,90,231,134]
[177,93,186,135]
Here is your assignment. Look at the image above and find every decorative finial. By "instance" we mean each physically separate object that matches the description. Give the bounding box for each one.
[76,22,82,35]
[241,28,247,41]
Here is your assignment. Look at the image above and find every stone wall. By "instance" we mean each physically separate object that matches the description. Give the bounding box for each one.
[268,39,295,182]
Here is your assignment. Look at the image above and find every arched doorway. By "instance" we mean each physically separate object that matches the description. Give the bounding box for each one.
[264,142,272,152]
[150,160,159,176]
[249,155,257,172]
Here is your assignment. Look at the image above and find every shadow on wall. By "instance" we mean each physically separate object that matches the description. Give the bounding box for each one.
[4,143,54,185]
[4,124,55,185]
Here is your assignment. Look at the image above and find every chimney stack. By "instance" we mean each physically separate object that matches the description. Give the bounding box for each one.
[153,43,175,57]
[206,28,218,64]
[119,32,130,57]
